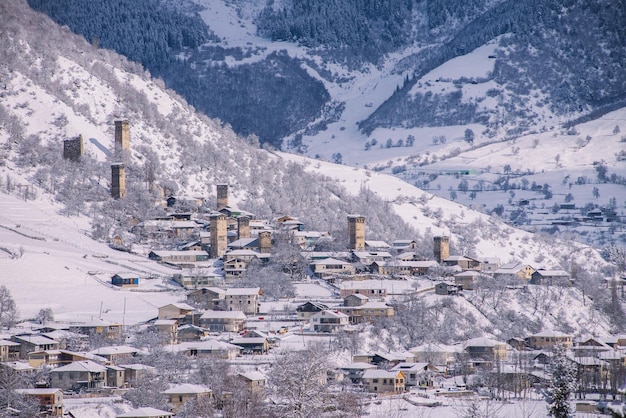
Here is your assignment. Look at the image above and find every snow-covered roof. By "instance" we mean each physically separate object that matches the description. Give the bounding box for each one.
[52,360,107,373]
[239,371,266,381]
[225,287,260,296]
[162,383,212,395]
[362,369,401,379]
[117,407,173,417]
[200,310,246,320]
[88,345,139,356]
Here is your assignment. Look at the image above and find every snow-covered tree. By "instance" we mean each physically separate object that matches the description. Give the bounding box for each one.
[0,285,19,328]
[267,343,332,418]
[545,346,576,418]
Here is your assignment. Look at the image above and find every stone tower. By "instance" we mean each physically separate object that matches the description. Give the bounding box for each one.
[111,163,126,199]
[114,120,130,154]
[216,184,229,211]
[209,212,228,259]
[63,135,84,162]
[238,216,251,240]
[434,236,450,263]
[258,231,272,254]
[347,215,365,250]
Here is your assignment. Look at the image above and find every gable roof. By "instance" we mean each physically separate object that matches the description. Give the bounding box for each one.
[117,407,174,417]
[162,383,212,395]
[52,360,107,373]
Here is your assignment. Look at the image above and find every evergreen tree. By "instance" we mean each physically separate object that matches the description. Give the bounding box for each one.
[545,346,576,418]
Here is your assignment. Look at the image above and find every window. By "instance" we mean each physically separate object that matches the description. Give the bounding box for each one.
[372,379,378,383]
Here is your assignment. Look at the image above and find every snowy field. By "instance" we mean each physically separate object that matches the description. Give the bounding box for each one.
[0,193,184,324]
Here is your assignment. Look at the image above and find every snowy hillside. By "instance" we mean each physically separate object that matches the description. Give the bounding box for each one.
[0,0,618,329]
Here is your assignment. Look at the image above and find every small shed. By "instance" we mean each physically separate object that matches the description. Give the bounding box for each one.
[111,273,139,288]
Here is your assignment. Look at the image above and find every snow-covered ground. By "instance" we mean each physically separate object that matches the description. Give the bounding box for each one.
[0,193,184,323]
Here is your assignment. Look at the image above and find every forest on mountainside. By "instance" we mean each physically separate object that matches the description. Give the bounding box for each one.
[256,0,415,64]
[360,0,626,135]
[26,0,330,149]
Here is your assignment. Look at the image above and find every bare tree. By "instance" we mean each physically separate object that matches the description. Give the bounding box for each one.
[0,285,19,328]
[267,344,333,418]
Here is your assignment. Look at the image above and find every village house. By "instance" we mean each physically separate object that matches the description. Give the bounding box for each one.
[162,383,212,413]
[409,343,460,368]
[443,255,481,270]
[229,334,270,354]
[237,371,267,392]
[339,362,378,383]
[493,262,536,281]
[168,340,242,359]
[49,360,107,391]
[111,272,139,287]
[309,257,356,278]
[454,270,482,290]
[462,337,509,364]
[435,282,462,295]
[370,260,437,276]
[479,258,501,273]
[352,251,393,266]
[107,364,126,388]
[158,302,196,320]
[172,271,221,288]
[16,388,64,417]
[295,301,329,320]
[360,369,405,394]
[69,319,122,340]
[28,349,62,368]
[119,364,156,384]
[177,324,209,342]
[199,310,246,332]
[530,269,572,285]
[391,362,438,388]
[186,287,226,309]
[225,287,262,314]
[525,331,573,350]
[338,280,387,299]
[291,230,328,249]
[88,345,139,363]
[0,339,20,361]
[391,239,418,253]
[13,334,60,359]
[148,250,209,265]
[310,310,350,333]
[336,294,394,323]
[222,250,270,280]
[364,241,392,251]
[152,319,179,344]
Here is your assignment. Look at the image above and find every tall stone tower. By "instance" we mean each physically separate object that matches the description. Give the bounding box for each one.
[63,135,84,162]
[434,236,450,263]
[114,120,130,154]
[238,216,251,240]
[347,215,365,250]
[258,231,272,254]
[111,163,126,199]
[209,212,228,259]
[216,184,229,211]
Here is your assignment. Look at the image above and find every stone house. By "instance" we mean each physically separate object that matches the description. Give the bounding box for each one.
[187,287,226,309]
[225,287,261,315]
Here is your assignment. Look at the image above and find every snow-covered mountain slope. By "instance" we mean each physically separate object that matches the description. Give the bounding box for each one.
[0,0,617,328]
